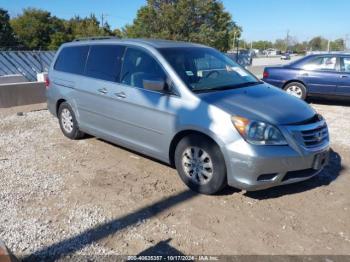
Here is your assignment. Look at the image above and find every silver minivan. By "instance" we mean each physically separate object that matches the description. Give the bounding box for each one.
[47,38,330,195]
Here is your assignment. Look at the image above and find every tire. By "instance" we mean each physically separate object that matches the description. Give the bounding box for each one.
[174,134,227,195]
[283,82,307,100]
[58,102,84,139]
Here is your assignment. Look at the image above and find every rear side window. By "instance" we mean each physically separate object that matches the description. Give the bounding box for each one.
[85,45,125,82]
[302,56,337,71]
[54,46,89,75]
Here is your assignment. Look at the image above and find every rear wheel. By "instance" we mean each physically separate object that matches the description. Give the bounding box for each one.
[58,102,84,139]
[283,82,307,100]
[174,134,227,195]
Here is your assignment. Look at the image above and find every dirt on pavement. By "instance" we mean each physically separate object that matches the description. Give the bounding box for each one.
[0,100,349,259]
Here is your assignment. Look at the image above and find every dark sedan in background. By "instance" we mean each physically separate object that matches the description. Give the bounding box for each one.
[263,53,350,100]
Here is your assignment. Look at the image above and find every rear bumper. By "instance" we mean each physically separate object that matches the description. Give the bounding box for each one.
[262,78,285,88]
[47,98,57,117]
[46,89,58,117]
[223,139,329,191]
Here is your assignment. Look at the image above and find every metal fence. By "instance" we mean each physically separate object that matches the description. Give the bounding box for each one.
[0,51,56,82]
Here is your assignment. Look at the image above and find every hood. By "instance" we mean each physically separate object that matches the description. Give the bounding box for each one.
[197,83,315,125]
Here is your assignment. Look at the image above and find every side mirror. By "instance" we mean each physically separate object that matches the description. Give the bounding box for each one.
[143,79,166,92]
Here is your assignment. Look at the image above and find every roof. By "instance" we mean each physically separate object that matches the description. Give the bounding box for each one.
[64,38,207,49]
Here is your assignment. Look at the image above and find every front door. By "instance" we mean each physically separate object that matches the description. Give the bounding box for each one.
[103,46,179,160]
[300,55,339,94]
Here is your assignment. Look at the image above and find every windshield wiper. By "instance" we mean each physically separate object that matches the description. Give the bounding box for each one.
[193,81,262,93]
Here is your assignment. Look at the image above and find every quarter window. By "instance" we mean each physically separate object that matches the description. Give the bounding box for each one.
[120,48,166,90]
[302,56,337,71]
[85,45,125,82]
[54,46,89,75]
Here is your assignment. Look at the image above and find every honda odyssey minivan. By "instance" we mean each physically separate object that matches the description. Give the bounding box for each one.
[47,38,330,194]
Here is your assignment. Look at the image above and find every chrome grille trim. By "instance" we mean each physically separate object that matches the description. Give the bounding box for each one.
[285,120,329,149]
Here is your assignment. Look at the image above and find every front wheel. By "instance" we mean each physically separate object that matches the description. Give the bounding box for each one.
[174,134,227,195]
[283,82,307,100]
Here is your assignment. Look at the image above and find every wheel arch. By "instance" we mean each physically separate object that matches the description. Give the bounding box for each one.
[168,129,221,167]
[56,98,66,116]
[283,79,307,90]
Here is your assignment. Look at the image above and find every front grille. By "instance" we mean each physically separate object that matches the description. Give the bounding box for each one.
[289,120,329,149]
[300,124,329,148]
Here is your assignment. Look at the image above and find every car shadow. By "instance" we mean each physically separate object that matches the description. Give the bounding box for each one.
[95,138,174,167]
[23,190,198,261]
[244,149,344,200]
[137,238,185,256]
[307,96,350,107]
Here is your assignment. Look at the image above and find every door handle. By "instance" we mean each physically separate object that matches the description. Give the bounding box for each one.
[340,75,348,78]
[98,88,108,94]
[115,91,126,98]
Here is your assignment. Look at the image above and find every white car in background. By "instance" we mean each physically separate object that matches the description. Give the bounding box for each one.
[281,53,291,60]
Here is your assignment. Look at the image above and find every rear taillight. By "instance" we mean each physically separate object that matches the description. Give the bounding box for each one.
[45,76,50,89]
[263,71,269,79]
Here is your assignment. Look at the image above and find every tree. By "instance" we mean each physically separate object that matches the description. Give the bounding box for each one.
[309,36,328,51]
[0,8,16,49]
[65,15,112,39]
[291,41,309,54]
[10,8,56,49]
[47,16,70,50]
[112,28,125,38]
[10,9,113,50]
[274,39,287,51]
[48,32,70,50]
[124,0,239,51]
[330,38,345,51]
[252,40,273,50]
[237,39,247,49]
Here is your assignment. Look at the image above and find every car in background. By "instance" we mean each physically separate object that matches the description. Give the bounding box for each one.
[263,53,350,100]
[280,52,291,60]
[226,50,253,67]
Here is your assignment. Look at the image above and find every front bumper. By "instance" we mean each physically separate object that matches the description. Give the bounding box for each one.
[223,139,329,191]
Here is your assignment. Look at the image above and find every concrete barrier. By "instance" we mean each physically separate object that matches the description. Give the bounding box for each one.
[0,82,46,108]
[0,75,27,84]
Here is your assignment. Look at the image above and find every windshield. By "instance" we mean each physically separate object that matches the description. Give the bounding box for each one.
[159,47,260,93]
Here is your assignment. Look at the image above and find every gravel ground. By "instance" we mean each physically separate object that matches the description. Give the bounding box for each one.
[0,100,349,260]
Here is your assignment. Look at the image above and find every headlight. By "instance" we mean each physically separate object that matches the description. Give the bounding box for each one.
[231,116,287,145]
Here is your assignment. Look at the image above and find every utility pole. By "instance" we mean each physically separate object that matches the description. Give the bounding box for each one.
[327,39,330,52]
[101,13,109,28]
[286,30,290,52]
[233,31,235,51]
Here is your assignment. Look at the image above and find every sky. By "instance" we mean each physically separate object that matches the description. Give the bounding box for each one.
[1,0,349,42]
